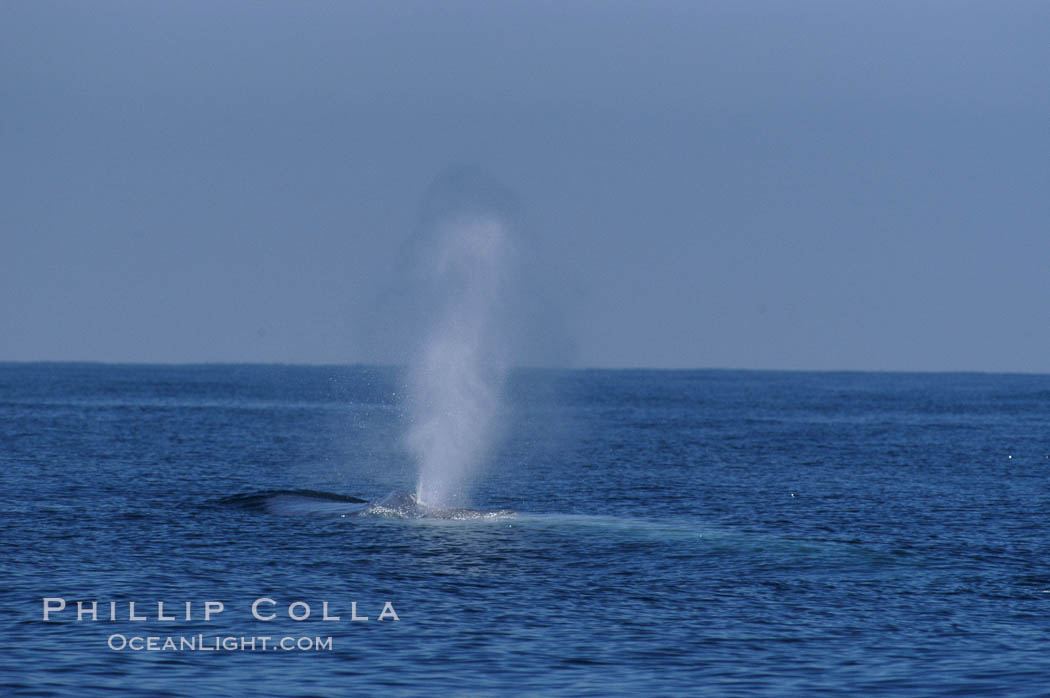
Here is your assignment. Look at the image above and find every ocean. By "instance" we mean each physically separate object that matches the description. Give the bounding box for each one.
[3,363,1049,696]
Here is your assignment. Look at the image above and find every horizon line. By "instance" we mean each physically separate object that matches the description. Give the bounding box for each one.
[0,359,1047,377]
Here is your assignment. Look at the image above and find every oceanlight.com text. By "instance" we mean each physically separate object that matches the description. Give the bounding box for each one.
[107,634,333,652]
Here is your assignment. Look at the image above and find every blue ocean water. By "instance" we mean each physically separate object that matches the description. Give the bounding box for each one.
[3,364,1050,696]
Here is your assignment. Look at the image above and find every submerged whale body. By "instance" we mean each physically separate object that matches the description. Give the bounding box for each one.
[372,490,430,517]
[353,490,516,520]
[217,489,371,516]
[217,489,513,520]
[377,490,424,509]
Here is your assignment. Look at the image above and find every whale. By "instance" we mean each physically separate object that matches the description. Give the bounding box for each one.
[217,489,513,520]
[216,489,372,516]
[372,490,429,515]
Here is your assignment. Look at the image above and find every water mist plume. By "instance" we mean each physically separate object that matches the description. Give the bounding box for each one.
[404,169,520,508]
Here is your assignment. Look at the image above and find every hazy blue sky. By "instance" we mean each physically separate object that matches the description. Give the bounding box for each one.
[3,1,1048,370]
